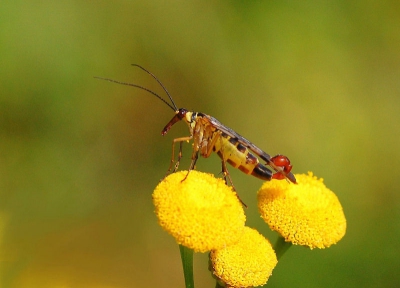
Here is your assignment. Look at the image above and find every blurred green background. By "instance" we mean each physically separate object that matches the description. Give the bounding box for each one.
[1,1,399,287]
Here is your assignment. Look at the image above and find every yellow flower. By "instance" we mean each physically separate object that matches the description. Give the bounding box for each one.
[153,170,246,253]
[210,227,277,288]
[257,172,346,249]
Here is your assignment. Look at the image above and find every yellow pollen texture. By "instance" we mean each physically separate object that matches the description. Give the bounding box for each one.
[153,170,246,253]
[210,227,277,288]
[257,172,346,249]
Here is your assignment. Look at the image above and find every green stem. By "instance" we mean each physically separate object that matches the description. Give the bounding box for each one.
[260,237,293,288]
[179,245,194,288]
[273,236,292,260]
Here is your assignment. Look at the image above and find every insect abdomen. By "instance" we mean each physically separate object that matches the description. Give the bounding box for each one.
[250,163,273,181]
[213,133,273,181]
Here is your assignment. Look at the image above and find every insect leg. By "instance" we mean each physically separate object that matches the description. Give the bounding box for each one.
[214,136,247,207]
[220,157,233,187]
[179,119,205,182]
[165,136,192,177]
[220,159,247,207]
[213,135,233,185]
[172,141,184,172]
[181,150,199,182]
[202,129,232,186]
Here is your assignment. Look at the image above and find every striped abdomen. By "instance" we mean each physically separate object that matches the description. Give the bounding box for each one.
[213,133,273,181]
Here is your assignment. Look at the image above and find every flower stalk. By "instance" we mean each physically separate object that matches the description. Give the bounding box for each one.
[179,245,194,288]
[273,235,292,260]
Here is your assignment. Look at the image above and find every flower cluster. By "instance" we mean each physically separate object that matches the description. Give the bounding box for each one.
[210,226,277,287]
[153,170,246,252]
[258,172,346,249]
[153,170,346,287]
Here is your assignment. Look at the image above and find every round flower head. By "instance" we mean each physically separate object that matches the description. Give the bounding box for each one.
[257,172,346,249]
[210,227,277,288]
[153,170,246,253]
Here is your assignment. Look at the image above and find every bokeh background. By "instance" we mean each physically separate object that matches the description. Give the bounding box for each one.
[1,1,399,287]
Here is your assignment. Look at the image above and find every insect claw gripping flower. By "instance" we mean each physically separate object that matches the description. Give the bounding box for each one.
[152,170,246,253]
[210,227,278,288]
[257,172,346,249]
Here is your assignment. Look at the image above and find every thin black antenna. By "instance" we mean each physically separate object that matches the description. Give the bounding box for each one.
[94,65,178,112]
[131,64,178,111]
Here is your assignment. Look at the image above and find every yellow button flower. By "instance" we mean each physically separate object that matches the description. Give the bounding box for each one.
[257,172,346,249]
[210,226,278,288]
[153,170,246,253]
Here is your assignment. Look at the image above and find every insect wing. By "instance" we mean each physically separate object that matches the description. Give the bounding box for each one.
[205,114,296,183]
[205,114,272,163]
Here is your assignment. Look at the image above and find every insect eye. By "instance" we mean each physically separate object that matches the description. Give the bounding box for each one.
[177,108,187,119]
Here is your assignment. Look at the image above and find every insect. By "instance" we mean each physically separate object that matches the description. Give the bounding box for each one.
[95,64,297,188]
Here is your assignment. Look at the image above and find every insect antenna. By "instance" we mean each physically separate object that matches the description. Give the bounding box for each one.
[131,64,178,111]
[94,65,178,112]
